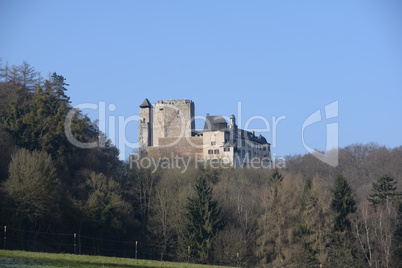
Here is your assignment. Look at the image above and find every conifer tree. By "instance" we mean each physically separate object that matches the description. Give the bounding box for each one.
[368,175,401,206]
[268,168,283,200]
[331,175,356,232]
[298,179,321,266]
[270,168,283,183]
[185,178,224,264]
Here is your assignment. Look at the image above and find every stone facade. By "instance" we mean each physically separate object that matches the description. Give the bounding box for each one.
[152,99,195,146]
[139,98,271,167]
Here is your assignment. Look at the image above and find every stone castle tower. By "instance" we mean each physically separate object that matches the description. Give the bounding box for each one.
[139,99,196,155]
[138,98,153,155]
[152,99,195,145]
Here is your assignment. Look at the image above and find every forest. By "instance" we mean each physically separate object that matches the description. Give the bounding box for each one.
[0,61,401,267]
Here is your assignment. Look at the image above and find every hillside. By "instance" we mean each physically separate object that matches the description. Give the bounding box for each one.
[0,62,401,267]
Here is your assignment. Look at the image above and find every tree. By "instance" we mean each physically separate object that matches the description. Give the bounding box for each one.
[71,170,132,255]
[147,168,197,261]
[255,173,303,266]
[368,175,401,206]
[270,168,283,183]
[3,73,70,156]
[4,148,60,229]
[298,179,321,266]
[185,178,224,264]
[360,175,402,267]
[2,71,103,182]
[212,169,260,266]
[331,175,357,232]
[1,61,40,91]
[255,172,286,265]
[43,72,70,103]
[149,176,178,261]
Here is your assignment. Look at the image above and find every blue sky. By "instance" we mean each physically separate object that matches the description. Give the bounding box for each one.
[1,0,401,160]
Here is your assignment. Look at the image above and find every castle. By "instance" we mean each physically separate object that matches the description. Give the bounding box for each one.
[139,98,271,167]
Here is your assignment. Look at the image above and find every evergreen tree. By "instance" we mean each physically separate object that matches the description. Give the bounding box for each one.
[298,179,337,267]
[185,178,224,264]
[298,179,321,266]
[331,175,356,232]
[268,168,283,202]
[3,73,71,156]
[368,175,401,206]
[270,168,283,183]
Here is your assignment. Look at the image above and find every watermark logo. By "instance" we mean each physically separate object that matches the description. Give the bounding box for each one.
[129,152,286,173]
[64,102,140,154]
[301,101,339,167]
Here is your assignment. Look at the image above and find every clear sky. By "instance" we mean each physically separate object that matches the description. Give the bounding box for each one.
[1,0,401,160]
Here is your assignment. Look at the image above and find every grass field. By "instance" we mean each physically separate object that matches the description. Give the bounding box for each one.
[0,250,235,268]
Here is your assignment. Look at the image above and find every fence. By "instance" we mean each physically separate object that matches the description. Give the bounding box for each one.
[2,225,249,267]
[2,225,151,259]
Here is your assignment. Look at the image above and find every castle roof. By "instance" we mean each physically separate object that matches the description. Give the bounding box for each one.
[203,115,269,144]
[239,129,269,144]
[203,115,228,131]
[139,98,152,108]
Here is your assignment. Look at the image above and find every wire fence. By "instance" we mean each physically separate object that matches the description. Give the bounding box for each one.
[2,225,249,267]
[1,225,157,259]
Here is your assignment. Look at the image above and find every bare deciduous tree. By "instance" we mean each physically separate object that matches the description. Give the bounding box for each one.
[4,148,60,228]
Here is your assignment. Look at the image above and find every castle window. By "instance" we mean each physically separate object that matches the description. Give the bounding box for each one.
[208,149,213,154]
[224,147,230,152]
[214,149,220,154]
[211,141,216,146]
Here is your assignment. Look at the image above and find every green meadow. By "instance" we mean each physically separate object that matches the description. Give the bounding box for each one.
[0,250,235,268]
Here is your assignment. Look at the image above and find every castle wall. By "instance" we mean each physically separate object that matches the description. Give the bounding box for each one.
[148,136,203,159]
[152,99,194,146]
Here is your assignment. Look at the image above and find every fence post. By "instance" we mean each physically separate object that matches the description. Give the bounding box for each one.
[74,233,77,254]
[78,232,81,255]
[3,226,6,250]
[135,241,138,259]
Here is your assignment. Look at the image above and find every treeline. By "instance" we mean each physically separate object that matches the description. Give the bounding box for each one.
[0,61,401,267]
